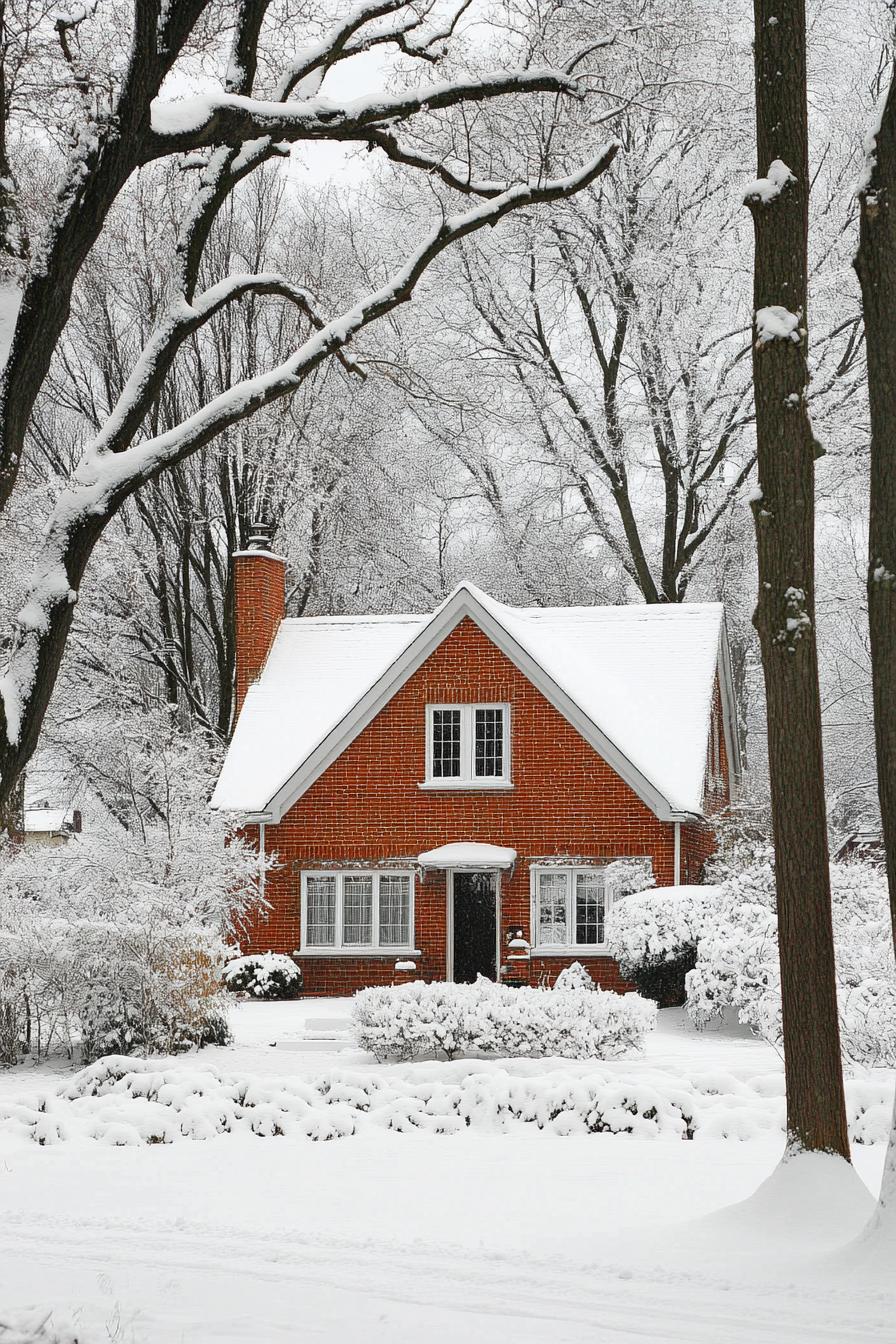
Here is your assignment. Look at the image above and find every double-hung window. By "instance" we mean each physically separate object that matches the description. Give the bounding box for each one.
[532,867,611,950]
[426,703,510,785]
[302,871,414,951]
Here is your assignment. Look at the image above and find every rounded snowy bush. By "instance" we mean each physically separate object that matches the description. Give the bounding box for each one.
[685,860,896,1064]
[606,885,720,1006]
[223,953,303,1001]
[552,961,594,994]
[350,976,656,1062]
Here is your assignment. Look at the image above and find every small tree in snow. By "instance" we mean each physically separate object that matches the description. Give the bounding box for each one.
[0,721,264,1063]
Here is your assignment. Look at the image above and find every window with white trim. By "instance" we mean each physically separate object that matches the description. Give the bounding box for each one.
[426,704,510,784]
[301,871,414,950]
[532,867,611,949]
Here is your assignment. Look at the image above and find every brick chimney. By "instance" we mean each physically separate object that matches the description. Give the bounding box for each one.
[233,521,285,720]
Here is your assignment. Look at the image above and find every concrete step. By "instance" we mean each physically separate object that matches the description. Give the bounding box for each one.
[303,1017,352,1033]
[275,1038,354,1053]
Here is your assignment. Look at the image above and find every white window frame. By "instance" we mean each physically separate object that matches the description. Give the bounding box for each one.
[530,865,613,953]
[422,703,511,788]
[300,870,416,954]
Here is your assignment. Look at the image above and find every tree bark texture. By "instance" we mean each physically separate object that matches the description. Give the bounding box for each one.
[854,58,896,1221]
[854,64,896,951]
[747,0,850,1158]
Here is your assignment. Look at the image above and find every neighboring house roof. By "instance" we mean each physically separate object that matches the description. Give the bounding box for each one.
[211,582,739,823]
[23,807,76,834]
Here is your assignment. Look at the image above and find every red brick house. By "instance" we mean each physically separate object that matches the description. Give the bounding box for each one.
[211,543,739,996]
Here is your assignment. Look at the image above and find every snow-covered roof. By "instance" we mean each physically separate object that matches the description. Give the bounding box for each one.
[418,843,517,870]
[23,807,74,833]
[211,582,737,822]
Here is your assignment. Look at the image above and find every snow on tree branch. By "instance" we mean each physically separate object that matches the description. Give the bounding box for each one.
[148,68,583,154]
[743,159,796,206]
[0,140,618,755]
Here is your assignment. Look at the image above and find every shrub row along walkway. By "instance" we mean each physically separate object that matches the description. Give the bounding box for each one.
[1,1054,891,1146]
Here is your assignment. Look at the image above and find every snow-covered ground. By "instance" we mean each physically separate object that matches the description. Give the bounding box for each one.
[0,1002,892,1343]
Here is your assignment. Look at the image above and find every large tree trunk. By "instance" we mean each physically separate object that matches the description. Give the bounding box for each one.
[746,0,850,1159]
[854,58,896,1226]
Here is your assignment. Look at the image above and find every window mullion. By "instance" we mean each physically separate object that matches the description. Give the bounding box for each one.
[372,873,380,950]
[464,704,473,781]
[336,874,344,949]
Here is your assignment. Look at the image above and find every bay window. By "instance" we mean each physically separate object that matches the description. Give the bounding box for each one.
[301,871,414,951]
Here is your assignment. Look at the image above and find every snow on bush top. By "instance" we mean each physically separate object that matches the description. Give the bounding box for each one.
[606,885,720,972]
[1,1051,892,1147]
[349,975,656,1062]
[552,961,594,993]
[223,952,301,999]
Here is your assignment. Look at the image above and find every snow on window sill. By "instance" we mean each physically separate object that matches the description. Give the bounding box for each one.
[297,948,422,959]
[529,947,614,958]
[418,779,514,791]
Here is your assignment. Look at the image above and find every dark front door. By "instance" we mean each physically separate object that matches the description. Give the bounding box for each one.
[452,871,497,983]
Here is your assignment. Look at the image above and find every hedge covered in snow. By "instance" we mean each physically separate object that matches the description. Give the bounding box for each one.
[606,885,719,1004]
[350,975,657,1062]
[223,953,302,1000]
[686,860,896,1065]
[1,1053,891,1146]
[607,886,718,969]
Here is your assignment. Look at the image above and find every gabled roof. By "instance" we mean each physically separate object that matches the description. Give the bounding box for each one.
[210,582,739,823]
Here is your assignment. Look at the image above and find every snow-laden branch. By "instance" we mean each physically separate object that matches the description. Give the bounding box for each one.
[0,141,618,753]
[148,67,583,154]
[363,129,506,196]
[743,158,796,206]
[276,0,439,101]
[93,272,362,459]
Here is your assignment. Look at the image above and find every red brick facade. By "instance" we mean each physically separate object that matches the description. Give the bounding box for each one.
[233,556,730,997]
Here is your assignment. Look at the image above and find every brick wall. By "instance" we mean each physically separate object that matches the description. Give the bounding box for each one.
[238,617,728,996]
[681,677,730,883]
[234,551,285,717]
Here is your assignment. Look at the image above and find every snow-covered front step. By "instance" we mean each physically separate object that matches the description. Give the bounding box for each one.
[266,1012,354,1052]
[303,1017,351,1034]
[276,1038,353,1053]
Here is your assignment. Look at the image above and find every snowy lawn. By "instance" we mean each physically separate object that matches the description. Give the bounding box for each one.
[0,1002,892,1343]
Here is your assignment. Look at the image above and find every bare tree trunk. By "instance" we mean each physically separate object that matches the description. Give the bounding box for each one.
[854,56,896,1224]
[746,0,850,1159]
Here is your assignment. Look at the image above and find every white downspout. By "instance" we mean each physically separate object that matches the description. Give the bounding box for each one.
[673,822,681,886]
[259,821,266,901]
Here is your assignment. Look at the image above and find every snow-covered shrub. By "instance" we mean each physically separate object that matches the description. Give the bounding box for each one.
[223,952,302,1000]
[686,860,896,1065]
[603,857,655,896]
[350,977,656,1062]
[0,731,267,1065]
[552,961,593,993]
[2,1050,892,1146]
[606,885,720,1006]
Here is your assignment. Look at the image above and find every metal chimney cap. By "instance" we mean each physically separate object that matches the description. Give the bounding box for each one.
[247,519,273,550]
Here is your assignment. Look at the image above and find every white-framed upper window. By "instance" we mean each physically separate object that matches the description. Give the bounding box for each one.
[531,866,611,950]
[301,870,414,951]
[425,703,510,785]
